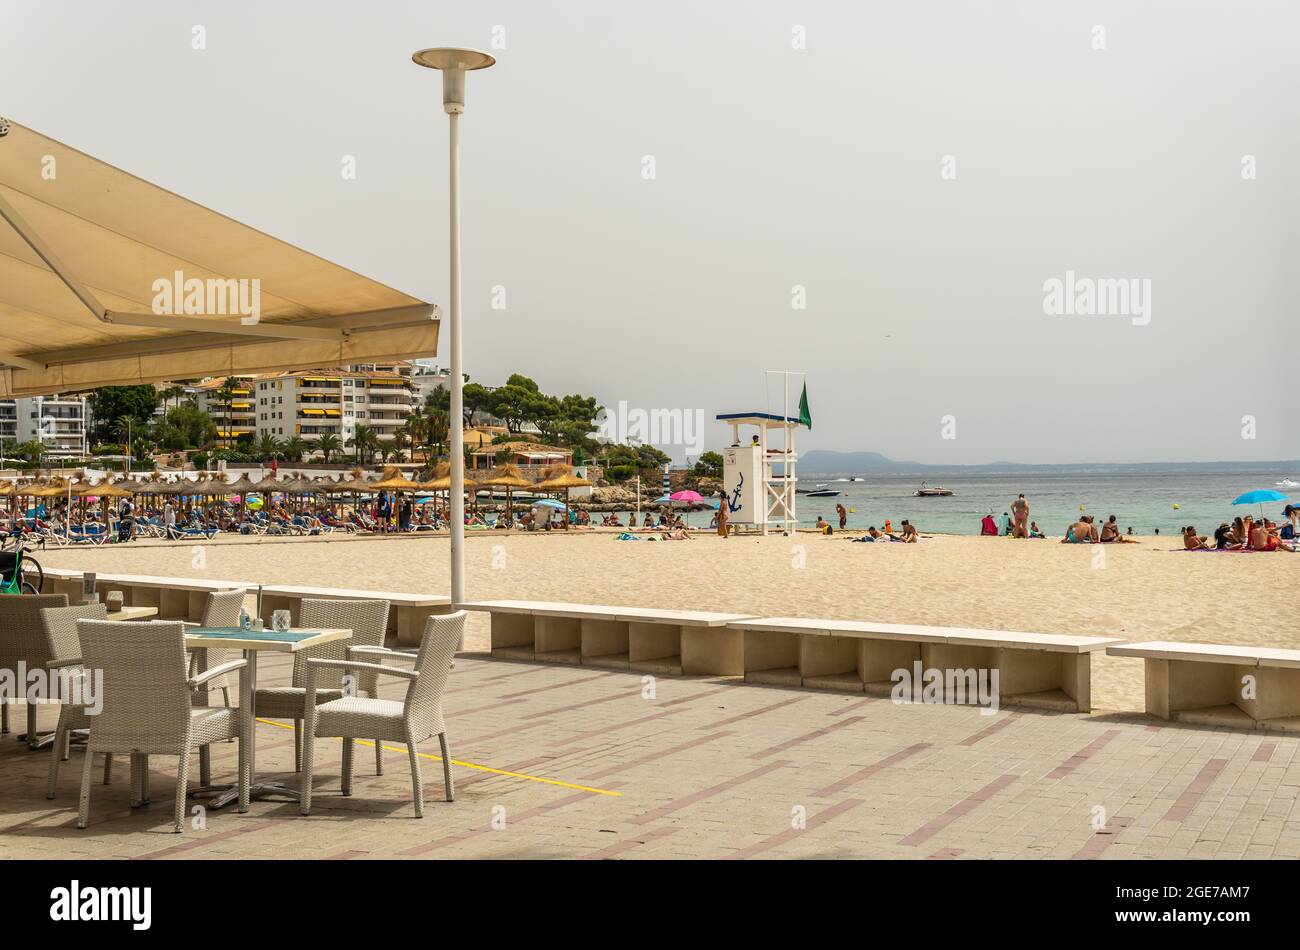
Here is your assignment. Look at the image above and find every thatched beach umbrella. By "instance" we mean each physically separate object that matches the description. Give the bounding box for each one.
[79,477,134,532]
[476,462,533,525]
[532,466,592,522]
[369,466,422,493]
[367,466,421,522]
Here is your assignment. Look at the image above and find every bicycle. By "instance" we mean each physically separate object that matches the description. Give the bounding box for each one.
[0,534,44,595]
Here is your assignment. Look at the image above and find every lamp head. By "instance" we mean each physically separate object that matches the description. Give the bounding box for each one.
[412,48,496,114]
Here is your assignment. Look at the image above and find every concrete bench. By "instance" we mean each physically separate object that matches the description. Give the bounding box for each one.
[461,600,754,675]
[41,568,253,621]
[729,617,1123,712]
[1107,641,1300,732]
[258,585,453,645]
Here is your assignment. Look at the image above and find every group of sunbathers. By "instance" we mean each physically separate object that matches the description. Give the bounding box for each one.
[1184,514,1290,551]
[850,520,919,542]
[1062,514,1138,544]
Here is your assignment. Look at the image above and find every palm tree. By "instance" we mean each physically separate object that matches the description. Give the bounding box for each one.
[159,384,187,412]
[349,424,379,465]
[254,433,282,462]
[427,408,449,459]
[282,436,308,463]
[16,439,46,463]
[405,406,426,462]
[314,432,342,464]
[392,429,409,462]
[112,415,135,448]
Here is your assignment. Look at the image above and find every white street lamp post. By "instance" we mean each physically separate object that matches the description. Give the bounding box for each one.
[412,47,495,607]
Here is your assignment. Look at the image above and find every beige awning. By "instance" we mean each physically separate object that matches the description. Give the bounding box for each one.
[0,121,440,397]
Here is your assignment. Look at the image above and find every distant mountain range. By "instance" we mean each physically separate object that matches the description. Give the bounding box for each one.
[798,450,1300,477]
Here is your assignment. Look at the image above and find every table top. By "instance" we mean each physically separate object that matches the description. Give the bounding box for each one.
[104,605,159,621]
[185,626,350,653]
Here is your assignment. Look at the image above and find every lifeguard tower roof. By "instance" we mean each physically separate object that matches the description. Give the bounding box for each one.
[715,412,802,428]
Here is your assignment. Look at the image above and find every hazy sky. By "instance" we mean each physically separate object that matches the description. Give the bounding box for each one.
[2,0,1295,464]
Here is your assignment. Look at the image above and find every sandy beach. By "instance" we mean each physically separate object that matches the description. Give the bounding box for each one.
[39,530,1297,713]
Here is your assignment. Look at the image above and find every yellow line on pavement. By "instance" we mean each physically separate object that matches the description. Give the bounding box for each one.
[255,718,621,797]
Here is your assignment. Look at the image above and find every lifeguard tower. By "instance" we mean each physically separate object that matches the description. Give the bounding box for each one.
[716,371,808,536]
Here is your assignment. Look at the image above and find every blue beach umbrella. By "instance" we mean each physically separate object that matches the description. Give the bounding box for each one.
[1231,488,1288,518]
[532,499,566,510]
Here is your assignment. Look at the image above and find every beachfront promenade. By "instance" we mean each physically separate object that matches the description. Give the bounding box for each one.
[5,651,1297,859]
[3,530,1294,858]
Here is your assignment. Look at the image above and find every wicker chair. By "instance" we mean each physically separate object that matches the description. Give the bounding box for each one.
[76,620,250,832]
[188,588,248,708]
[301,610,462,818]
[0,593,69,746]
[253,598,390,775]
[41,603,113,798]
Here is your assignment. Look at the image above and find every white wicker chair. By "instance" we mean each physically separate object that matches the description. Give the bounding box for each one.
[76,619,250,832]
[187,588,248,790]
[253,598,390,774]
[300,610,462,818]
[0,594,69,746]
[188,588,248,707]
[41,603,113,798]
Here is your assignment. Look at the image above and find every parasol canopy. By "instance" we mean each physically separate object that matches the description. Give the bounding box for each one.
[369,466,422,492]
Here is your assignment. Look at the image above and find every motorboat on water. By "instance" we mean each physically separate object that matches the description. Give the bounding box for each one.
[913,482,954,497]
[1277,478,1299,488]
[798,483,842,498]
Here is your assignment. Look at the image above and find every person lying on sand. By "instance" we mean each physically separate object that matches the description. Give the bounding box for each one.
[1182,525,1210,550]
[662,526,692,540]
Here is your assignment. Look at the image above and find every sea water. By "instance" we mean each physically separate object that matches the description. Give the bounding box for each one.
[678,470,1295,537]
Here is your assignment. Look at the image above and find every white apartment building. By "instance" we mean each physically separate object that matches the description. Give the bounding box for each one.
[254,367,414,446]
[0,394,90,457]
[193,376,257,448]
[409,361,451,404]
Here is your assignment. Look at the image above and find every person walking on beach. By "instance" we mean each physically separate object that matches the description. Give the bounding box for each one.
[716,491,729,538]
[835,503,847,530]
[1011,494,1029,538]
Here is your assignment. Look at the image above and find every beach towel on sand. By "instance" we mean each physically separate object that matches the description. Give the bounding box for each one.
[1171,547,1268,553]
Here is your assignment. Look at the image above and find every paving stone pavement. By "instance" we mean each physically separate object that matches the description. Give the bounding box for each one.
[3,654,1299,859]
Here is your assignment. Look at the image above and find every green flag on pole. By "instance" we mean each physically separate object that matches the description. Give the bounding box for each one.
[798,382,812,429]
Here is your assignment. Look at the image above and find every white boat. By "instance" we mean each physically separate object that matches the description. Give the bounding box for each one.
[913,482,954,497]
[798,483,841,498]
[1277,478,1299,488]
